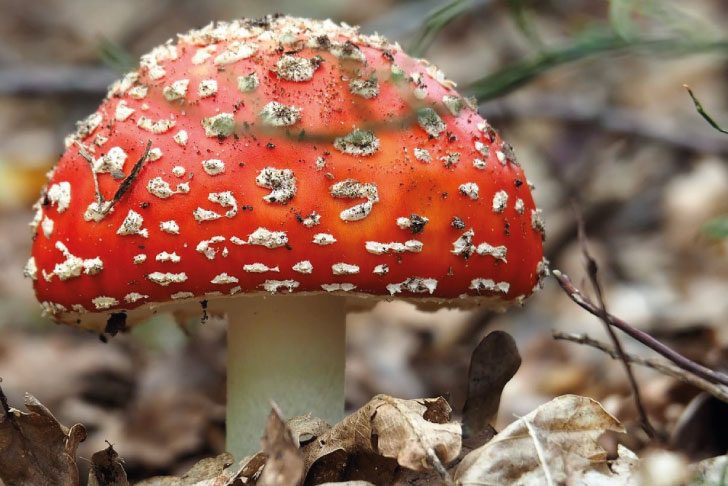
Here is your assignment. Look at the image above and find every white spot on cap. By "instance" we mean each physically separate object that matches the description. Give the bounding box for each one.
[83,200,114,222]
[163,79,190,101]
[196,236,226,260]
[365,240,423,255]
[171,292,195,300]
[470,278,510,294]
[473,158,487,170]
[192,45,216,64]
[41,216,54,239]
[137,116,175,134]
[156,251,181,263]
[515,199,525,214]
[301,212,321,227]
[232,227,288,248]
[442,95,463,116]
[208,191,238,217]
[373,264,389,275]
[117,210,148,238]
[173,130,188,146]
[476,243,507,262]
[292,261,313,274]
[313,233,336,245]
[333,129,380,156]
[125,292,148,303]
[413,148,431,163]
[92,296,119,310]
[128,85,148,99]
[115,100,135,121]
[202,113,235,137]
[214,41,257,65]
[386,278,438,295]
[452,229,475,259]
[256,167,296,204]
[349,77,379,98]
[260,280,299,293]
[238,72,260,92]
[133,254,147,264]
[201,159,225,175]
[93,147,128,174]
[417,107,446,138]
[492,190,508,213]
[147,177,189,199]
[198,79,218,97]
[330,179,379,222]
[193,207,222,222]
[276,55,316,82]
[321,283,356,292]
[531,208,545,236]
[42,242,104,282]
[47,182,71,213]
[259,101,302,127]
[459,182,479,200]
[440,152,460,168]
[211,273,239,284]
[171,166,186,177]
[147,272,188,286]
[23,257,37,280]
[243,263,280,273]
[332,263,359,275]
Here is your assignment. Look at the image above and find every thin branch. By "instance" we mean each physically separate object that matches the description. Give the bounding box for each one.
[574,211,659,440]
[553,332,728,404]
[0,65,117,97]
[684,84,728,134]
[552,270,728,388]
[479,94,728,155]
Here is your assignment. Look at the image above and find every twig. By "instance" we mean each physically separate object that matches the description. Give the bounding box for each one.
[553,332,728,404]
[684,84,728,135]
[574,212,659,440]
[480,94,728,155]
[0,65,117,97]
[552,270,728,388]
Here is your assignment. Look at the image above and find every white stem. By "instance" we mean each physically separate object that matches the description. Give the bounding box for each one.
[226,294,346,459]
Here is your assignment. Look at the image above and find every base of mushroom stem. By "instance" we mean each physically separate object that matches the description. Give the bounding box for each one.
[226,294,346,459]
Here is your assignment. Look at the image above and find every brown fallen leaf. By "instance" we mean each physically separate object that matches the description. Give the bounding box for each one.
[258,404,305,486]
[136,452,234,485]
[302,394,461,479]
[88,443,128,486]
[455,394,626,485]
[461,330,522,437]
[0,386,87,486]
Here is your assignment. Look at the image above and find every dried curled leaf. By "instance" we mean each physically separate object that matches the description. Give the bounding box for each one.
[0,390,86,486]
[302,394,461,474]
[455,394,625,485]
[462,330,522,437]
[88,444,129,486]
[258,404,305,486]
[136,452,234,485]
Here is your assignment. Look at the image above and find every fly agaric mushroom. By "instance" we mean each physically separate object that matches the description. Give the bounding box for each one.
[26,15,546,457]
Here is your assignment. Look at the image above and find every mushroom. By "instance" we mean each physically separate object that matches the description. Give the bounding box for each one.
[26,16,546,458]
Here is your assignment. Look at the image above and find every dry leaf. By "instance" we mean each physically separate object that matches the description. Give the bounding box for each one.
[455,394,625,485]
[302,394,461,476]
[0,389,87,486]
[136,452,234,485]
[88,443,129,486]
[462,331,522,437]
[690,454,728,484]
[258,404,305,486]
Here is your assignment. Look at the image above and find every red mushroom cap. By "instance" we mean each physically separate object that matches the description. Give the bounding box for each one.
[27,16,546,330]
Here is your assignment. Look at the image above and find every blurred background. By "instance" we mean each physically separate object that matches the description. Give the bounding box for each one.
[1,0,727,481]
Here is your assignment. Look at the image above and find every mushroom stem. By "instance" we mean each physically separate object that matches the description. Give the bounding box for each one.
[226,294,346,458]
